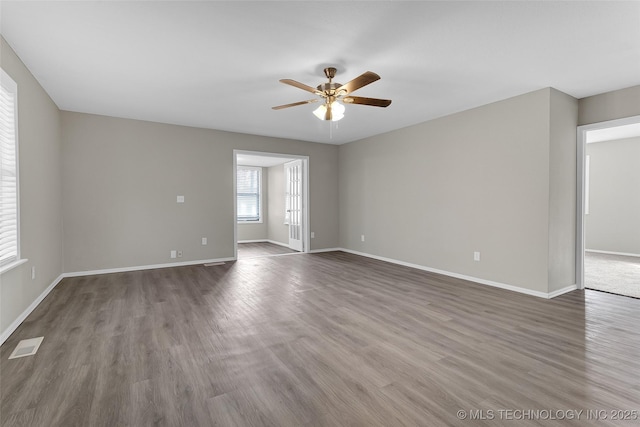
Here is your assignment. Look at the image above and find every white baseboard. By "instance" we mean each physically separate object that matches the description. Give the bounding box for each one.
[0,274,65,346]
[585,249,640,258]
[338,248,565,299]
[238,239,291,249]
[267,239,290,248]
[1,247,578,345]
[309,247,342,254]
[63,257,237,278]
[548,284,578,298]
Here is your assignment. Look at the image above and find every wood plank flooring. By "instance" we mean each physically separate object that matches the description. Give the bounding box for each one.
[237,242,298,259]
[2,251,640,426]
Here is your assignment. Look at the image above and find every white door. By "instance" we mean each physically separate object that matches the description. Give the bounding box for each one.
[285,160,303,252]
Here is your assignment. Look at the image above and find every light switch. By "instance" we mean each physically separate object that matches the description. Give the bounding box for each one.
[177,195,184,203]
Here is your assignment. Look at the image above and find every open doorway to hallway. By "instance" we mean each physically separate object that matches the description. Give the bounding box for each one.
[577,117,640,298]
[233,150,310,260]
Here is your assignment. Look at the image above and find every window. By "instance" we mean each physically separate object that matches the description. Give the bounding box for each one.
[0,68,20,268]
[237,166,262,222]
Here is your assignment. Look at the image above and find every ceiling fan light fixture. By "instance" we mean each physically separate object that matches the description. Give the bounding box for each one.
[312,104,326,120]
[313,101,345,121]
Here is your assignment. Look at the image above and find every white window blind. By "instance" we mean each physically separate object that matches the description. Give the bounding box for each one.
[237,166,261,222]
[0,68,19,267]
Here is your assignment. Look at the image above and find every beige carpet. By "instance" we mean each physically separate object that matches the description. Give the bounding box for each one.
[585,252,640,298]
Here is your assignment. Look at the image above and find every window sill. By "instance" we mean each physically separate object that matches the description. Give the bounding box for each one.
[238,221,263,224]
[0,258,28,275]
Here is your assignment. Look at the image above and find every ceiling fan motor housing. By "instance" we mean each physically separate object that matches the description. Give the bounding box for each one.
[316,82,343,95]
[318,67,343,97]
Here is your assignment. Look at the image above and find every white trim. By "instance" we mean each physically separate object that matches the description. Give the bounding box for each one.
[576,115,640,290]
[548,284,578,299]
[339,248,563,299]
[267,239,289,248]
[308,248,342,254]
[0,274,64,346]
[237,239,293,248]
[63,257,236,278]
[577,126,586,289]
[586,249,640,258]
[584,154,590,215]
[239,252,302,260]
[233,150,310,257]
[0,258,28,275]
[233,152,238,259]
[4,245,584,346]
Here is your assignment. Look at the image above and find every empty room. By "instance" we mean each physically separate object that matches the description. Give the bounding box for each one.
[1,2,640,426]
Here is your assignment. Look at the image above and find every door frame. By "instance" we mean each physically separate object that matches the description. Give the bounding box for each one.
[575,114,640,289]
[284,159,304,252]
[233,150,310,260]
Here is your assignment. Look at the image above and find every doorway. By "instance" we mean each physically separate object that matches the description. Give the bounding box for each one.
[233,150,310,260]
[576,115,640,297]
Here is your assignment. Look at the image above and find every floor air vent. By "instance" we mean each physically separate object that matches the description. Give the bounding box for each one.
[8,337,44,359]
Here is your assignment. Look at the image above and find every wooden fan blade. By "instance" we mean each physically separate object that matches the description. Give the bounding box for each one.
[336,71,380,95]
[342,96,392,107]
[272,99,318,110]
[280,79,324,96]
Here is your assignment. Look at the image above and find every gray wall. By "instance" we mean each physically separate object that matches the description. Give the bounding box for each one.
[237,167,268,241]
[267,164,289,245]
[578,85,640,126]
[0,38,64,334]
[339,88,577,294]
[586,137,640,255]
[61,112,339,272]
[547,89,579,292]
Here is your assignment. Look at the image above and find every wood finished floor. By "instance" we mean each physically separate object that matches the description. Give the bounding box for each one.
[237,242,298,259]
[2,251,640,426]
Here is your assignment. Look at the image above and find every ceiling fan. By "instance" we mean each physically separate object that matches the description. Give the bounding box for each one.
[272,67,392,121]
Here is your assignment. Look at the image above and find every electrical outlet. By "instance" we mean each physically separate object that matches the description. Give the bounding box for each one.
[31,266,36,280]
[311,232,315,238]
[474,251,481,262]
[170,250,177,259]
[177,195,184,203]
[361,234,365,242]
[177,250,183,258]
[202,237,207,245]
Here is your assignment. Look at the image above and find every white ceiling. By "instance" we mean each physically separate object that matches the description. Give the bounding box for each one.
[1,1,639,145]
